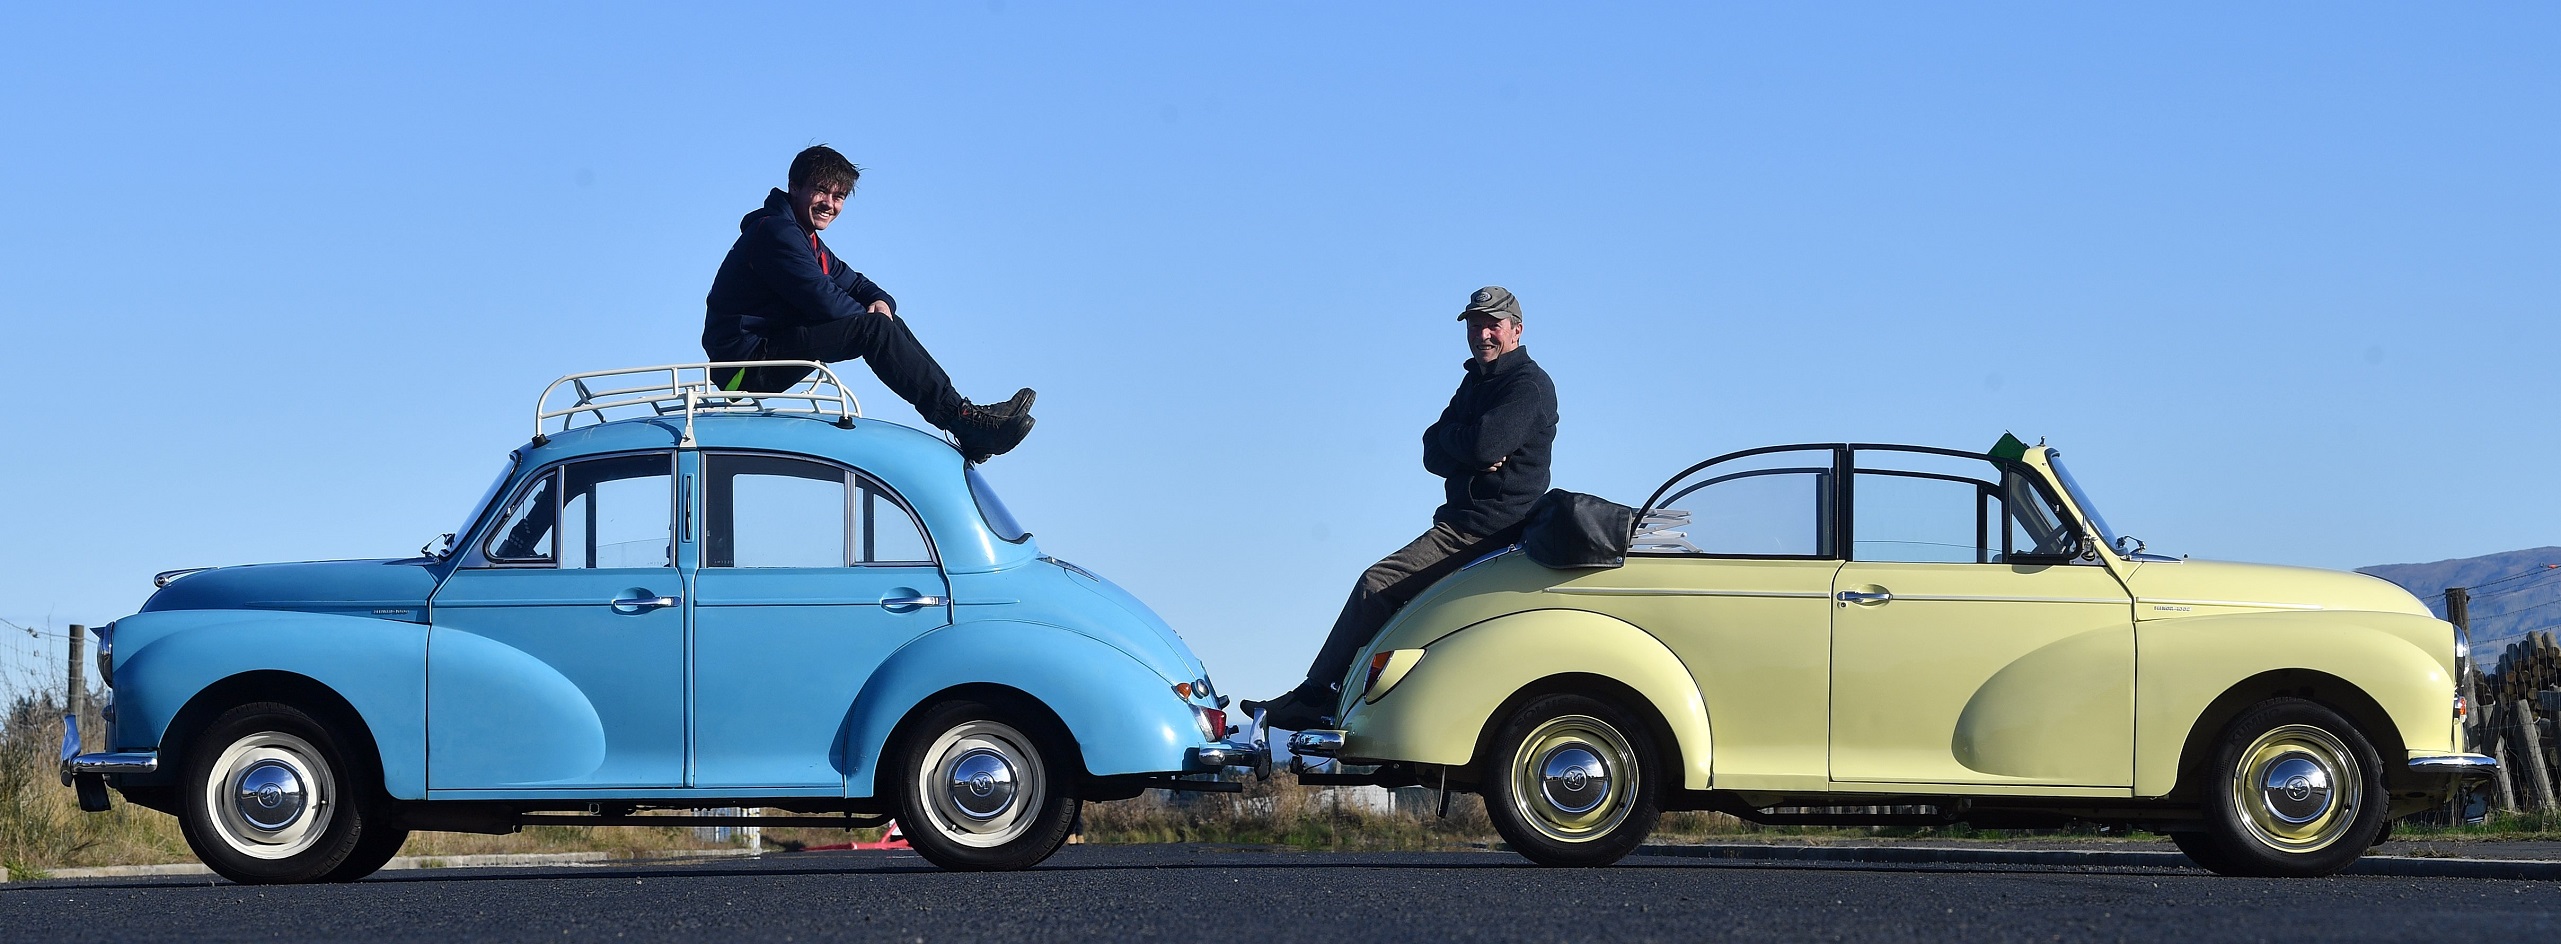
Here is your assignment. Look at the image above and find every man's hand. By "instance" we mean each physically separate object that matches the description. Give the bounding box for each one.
[1482,457,1507,473]
[867,299,895,319]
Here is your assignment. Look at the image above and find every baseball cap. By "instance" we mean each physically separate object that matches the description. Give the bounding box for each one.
[1457,285,1522,323]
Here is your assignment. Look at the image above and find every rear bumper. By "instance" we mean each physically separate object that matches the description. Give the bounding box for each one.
[1288,729,1346,758]
[2408,753,2498,777]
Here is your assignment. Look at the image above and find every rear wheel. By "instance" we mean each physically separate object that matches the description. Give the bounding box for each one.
[1482,693,1662,867]
[2191,698,2386,877]
[177,703,392,884]
[893,700,1079,871]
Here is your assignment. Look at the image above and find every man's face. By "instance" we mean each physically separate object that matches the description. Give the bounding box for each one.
[789,181,850,231]
[1464,313,1523,363]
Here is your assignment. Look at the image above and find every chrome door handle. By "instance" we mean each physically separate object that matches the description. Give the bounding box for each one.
[610,594,681,611]
[880,594,946,609]
[1836,589,1893,605]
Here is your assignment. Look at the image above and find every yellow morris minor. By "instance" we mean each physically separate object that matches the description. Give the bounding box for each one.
[1289,436,2493,876]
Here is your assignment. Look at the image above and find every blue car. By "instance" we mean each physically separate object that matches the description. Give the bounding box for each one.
[61,363,1256,882]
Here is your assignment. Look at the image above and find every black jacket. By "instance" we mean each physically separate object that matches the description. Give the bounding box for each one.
[701,189,898,361]
[1423,346,1558,535]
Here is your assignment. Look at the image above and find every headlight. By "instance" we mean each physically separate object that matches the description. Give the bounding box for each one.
[93,622,114,688]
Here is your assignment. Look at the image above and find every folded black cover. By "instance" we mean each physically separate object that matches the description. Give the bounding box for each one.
[1520,489,1637,570]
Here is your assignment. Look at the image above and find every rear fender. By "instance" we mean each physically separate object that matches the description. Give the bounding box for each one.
[110,610,426,797]
[840,619,1199,798]
[1338,609,1714,789]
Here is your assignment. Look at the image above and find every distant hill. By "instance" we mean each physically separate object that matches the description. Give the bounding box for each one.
[2359,547,2561,650]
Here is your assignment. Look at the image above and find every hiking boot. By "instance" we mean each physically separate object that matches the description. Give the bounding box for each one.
[977,388,1036,423]
[950,397,1035,464]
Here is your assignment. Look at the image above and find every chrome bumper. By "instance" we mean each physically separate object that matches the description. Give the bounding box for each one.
[2409,753,2498,777]
[1289,729,1346,758]
[57,712,157,786]
[1188,742,1266,769]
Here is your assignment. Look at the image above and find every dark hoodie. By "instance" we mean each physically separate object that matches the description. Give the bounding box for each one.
[701,189,898,361]
[1422,345,1559,535]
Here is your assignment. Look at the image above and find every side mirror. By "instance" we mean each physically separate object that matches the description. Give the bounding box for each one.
[2114,534,2146,556]
[422,533,456,560]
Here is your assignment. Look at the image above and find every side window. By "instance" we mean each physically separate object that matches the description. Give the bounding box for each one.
[481,454,674,568]
[862,485,933,564]
[1636,448,1836,557]
[705,455,848,568]
[1851,449,2080,564]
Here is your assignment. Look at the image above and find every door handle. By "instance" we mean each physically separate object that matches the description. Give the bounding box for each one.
[879,593,947,610]
[609,593,681,613]
[1836,588,1893,605]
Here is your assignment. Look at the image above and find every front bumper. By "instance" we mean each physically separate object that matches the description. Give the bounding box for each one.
[2408,753,2499,777]
[57,713,156,813]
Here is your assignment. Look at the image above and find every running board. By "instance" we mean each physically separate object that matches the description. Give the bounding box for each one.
[515,814,888,829]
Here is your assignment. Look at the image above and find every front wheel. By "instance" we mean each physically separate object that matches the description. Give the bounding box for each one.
[176,702,392,884]
[893,700,1079,871]
[1482,693,1662,867]
[2191,697,2387,877]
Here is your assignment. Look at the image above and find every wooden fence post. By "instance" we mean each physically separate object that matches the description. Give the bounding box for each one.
[2489,702,2521,814]
[2514,699,2557,812]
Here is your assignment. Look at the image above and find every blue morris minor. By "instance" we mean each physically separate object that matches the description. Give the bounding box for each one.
[60,363,1256,883]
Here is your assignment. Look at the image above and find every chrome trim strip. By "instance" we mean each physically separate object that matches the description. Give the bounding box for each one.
[2408,754,2498,777]
[2138,597,2323,611]
[1544,588,1831,599]
[68,752,160,775]
[1885,595,2127,604]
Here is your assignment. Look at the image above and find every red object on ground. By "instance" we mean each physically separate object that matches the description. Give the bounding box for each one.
[799,820,909,852]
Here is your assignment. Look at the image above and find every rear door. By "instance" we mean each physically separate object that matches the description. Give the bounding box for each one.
[688,453,952,790]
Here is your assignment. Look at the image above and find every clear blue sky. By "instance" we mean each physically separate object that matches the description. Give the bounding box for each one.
[3,3,2555,698]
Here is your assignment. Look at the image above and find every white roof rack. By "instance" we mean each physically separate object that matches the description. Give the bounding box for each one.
[535,361,862,446]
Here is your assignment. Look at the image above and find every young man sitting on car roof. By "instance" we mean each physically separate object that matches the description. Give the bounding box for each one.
[702,145,1036,462]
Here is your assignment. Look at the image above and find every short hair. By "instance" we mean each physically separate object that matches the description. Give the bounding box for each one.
[788,145,860,194]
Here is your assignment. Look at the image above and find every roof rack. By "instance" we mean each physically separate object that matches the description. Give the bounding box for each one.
[534,361,862,446]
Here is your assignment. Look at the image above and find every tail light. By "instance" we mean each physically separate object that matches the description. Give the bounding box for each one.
[1192,705,1227,741]
[1365,652,1394,695]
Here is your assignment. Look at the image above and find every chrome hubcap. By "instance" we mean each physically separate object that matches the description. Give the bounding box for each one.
[1508,714,1638,844]
[916,719,1046,848]
[2231,723,2361,853]
[202,731,335,860]
[945,748,1021,820]
[233,761,310,831]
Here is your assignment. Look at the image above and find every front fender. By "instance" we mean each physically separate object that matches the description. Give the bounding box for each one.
[110,609,427,797]
[840,619,1202,797]
[1338,609,1715,789]
[2134,610,2457,797]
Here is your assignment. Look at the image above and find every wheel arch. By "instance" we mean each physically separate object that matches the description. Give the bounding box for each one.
[2169,669,2406,802]
[1467,673,1684,791]
[159,671,389,799]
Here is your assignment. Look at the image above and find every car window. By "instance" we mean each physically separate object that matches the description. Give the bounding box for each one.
[862,485,932,564]
[705,454,848,568]
[1636,447,1836,557]
[1851,449,2080,564]
[483,453,674,568]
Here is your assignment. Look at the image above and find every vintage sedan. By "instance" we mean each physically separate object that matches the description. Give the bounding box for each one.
[1290,436,2493,876]
[61,363,1252,883]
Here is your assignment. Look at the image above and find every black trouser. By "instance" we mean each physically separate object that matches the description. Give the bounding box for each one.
[1298,521,1511,693]
[724,313,965,428]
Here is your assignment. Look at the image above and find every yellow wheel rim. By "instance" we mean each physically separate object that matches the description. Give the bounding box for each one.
[1507,714,1637,844]
[2229,723,2362,853]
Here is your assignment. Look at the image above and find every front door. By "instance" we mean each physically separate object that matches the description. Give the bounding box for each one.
[689,453,952,790]
[1826,448,2135,787]
[428,451,689,789]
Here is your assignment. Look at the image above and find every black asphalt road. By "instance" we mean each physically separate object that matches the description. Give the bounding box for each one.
[6,845,2557,943]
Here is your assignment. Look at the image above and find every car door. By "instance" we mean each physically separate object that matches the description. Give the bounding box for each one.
[428,451,689,789]
[1827,447,2134,787]
[689,453,951,790]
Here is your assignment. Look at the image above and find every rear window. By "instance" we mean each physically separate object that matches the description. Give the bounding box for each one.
[966,465,1031,543]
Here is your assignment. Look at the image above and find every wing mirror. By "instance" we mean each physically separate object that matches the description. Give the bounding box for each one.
[422,532,456,560]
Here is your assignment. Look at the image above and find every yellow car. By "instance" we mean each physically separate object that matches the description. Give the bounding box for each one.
[1289,437,2492,876]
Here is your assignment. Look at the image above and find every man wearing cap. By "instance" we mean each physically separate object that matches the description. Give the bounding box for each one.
[1247,286,1559,730]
